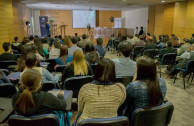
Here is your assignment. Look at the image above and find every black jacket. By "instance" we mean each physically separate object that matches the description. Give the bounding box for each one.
[158,47,175,62]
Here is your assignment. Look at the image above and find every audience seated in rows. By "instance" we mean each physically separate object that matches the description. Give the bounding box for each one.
[84,43,99,64]
[12,37,23,53]
[190,34,194,44]
[75,33,81,42]
[62,49,93,82]
[140,37,157,55]
[12,69,66,116]
[167,44,194,78]
[76,58,126,123]
[112,41,136,76]
[0,70,11,84]
[78,34,91,49]
[55,45,73,65]
[27,35,35,45]
[94,38,106,57]
[158,41,175,62]
[118,56,167,119]
[63,36,72,48]
[127,34,135,46]
[178,38,191,56]
[171,34,179,46]
[34,39,49,57]
[42,38,50,50]
[49,39,61,59]
[0,42,18,61]
[133,34,140,43]
[134,35,146,47]
[68,37,82,55]
[157,38,167,51]
[21,52,60,83]
[48,34,54,46]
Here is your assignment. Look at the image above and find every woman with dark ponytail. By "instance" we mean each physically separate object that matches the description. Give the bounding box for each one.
[12,69,66,116]
[118,56,167,119]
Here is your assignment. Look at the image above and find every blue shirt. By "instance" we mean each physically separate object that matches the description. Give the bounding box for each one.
[94,45,106,57]
[55,55,73,65]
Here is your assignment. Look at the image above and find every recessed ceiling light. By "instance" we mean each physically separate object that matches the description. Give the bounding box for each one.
[161,0,166,2]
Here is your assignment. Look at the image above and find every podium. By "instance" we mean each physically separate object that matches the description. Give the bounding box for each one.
[60,25,67,37]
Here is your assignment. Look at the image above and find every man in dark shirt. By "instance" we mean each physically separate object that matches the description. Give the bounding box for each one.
[140,37,157,55]
[94,38,106,57]
[12,36,23,53]
[0,42,18,61]
[139,27,144,36]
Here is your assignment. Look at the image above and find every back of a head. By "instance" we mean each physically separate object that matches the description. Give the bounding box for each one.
[63,36,71,48]
[29,35,34,41]
[75,33,78,37]
[122,36,127,40]
[25,52,37,68]
[139,35,144,40]
[60,45,68,57]
[85,43,95,53]
[147,33,151,36]
[118,41,133,57]
[184,38,190,43]
[167,41,172,47]
[14,37,19,42]
[3,42,11,52]
[71,37,78,44]
[73,49,88,76]
[136,56,162,106]
[192,34,194,38]
[97,38,103,45]
[15,69,42,114]
[82,34,87,39]
[48,34,51,37]
[135,34,139,37]
[171,34,175,37]
[58,35,62,39]
[54,39,61,49]
[94,58,117,83]
[128,34,133,39]
[21,44,34,59]
[149,37,153,42]
[141,27,143,30]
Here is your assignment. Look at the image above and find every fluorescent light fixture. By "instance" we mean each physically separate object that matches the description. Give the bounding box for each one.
[161,0,166,2]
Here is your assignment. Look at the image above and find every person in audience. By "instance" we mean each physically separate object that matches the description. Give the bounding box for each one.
[116,33,122,41]
[0,70,11,84]
[76,58,126,123]
[190,34,194,44]
[135,35,146,47]
[112,41,136,76]
[152,35,157,44]
[27,35,34,45]
[158,41,175,62]
[171,35,179,47]
[127,34,135,46]
[167,44,194,78]
[62,49,93,82]
[158,35,163,43]
[106,34,115,49]
[49,39,61,59]
[58,35,64,42]
[157,38,167,51]
[56,45,73,65]
[84,43,99,64]
[48,34,54,46]
[22,38,28,45]
[133,34,140,43]
[139,27,144,36]
[75,33,81,42]
[0,42,18,61]
[22,52,60,83]
[94,38,106,57]
[12,37,23,53]
[68,37,82,55]
[140,37,157,55]
[63,36,72,48]
[178,38,191,56]
[78,34,91,49]
[118,56,166,119]
[34,39,49,57]
[17,44,44,72]
[42,38,49,50]
[12,69,66,116]
[146,33,151,41]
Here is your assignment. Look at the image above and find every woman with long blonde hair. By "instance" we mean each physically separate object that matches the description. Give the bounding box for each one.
[62,49,93,82]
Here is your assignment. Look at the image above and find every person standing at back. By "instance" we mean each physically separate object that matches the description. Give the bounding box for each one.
[78,34,91,49]
[0,42,18,61]
[139,27,144,36]
[68,37,82,55]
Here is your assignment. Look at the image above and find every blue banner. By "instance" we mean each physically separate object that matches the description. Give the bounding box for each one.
[39,16,48,37]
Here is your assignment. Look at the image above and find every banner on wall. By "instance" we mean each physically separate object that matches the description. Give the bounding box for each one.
[39,16,48,37]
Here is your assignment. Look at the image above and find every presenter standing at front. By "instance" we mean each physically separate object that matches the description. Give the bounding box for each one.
[45,21,50,36]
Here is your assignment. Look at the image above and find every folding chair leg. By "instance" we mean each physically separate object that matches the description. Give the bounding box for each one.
[188,73,191,83]
[160,65,161,78]
[183,76,186,89]
[191,73,194,83]
[173,74,177,84]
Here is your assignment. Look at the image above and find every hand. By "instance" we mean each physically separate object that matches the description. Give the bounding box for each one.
[58,91,64,95]
[132,74,137,82]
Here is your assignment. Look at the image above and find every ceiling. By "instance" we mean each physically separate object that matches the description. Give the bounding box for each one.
[20,0,185,11]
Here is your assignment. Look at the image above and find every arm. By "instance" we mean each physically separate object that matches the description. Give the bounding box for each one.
[43,47,49,55]
[42,68,60,83]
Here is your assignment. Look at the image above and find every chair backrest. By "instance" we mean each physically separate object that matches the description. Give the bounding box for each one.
[90,63,98,73]
[0,69,10,76]
[55,65,66,73]
[186,60,194,73]
[41,81,56,92]
[131,102,174,126]
[63,76,93,98]
[161,53,177,65]
[15,54,21,58]
[133,46,143,56]
[46,59,57,72]
[0,83,17,98]
[116,76,133,87]
[143,49,156,59]
[0,60,17,68]
[77,116,129,126]
[8,114,60,126]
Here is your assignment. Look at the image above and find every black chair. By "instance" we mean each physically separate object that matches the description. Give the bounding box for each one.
[45,59,57,72]
[159,53,177,77]
[15,54,21,58]
[41,81,56,92]
[0,83,17,98]
[0,60,17,69]
[116,76,133,87]
[131,46,143,60]
[173,60,194,89]
[55,65,66,73]
[130,102,174,126]
[63,76,93,98]
[143,49,156,59]
[8,114,60,126]
[0,69,10,76]
[77,116,129,126]
[90,63,97,73]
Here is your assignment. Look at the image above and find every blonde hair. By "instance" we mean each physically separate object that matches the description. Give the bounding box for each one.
[73,49,88,76]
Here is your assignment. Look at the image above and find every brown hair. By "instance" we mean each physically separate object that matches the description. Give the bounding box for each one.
[59,45,68,64]
[63,36,71,48]
[73,49,88,76]
[136,56,163,107]
[15,69,42,114]
[25,52,37,68]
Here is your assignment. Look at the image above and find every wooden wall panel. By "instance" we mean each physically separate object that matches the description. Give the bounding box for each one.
[154,5,164,39]
[147,6,156,35]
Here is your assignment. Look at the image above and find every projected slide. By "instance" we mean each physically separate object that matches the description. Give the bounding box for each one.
[73,10,96,28]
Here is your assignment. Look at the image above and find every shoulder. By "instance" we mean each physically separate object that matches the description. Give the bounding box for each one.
[115,83,126,91]
[158,78,166,85]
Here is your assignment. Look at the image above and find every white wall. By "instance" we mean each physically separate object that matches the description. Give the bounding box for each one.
[122,7,148,35]
[32,10,41,36]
